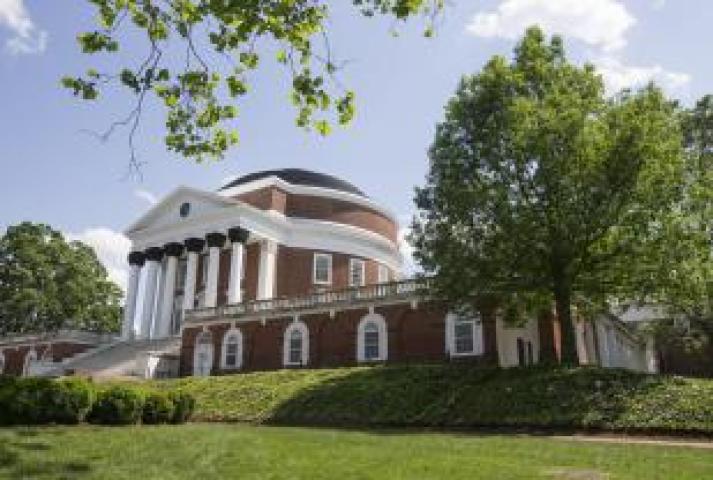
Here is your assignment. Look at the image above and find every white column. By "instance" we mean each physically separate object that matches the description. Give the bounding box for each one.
[139,254,161,339]
[227,226,249,304]
[183,250,199,312]
[156,250,180,338]
[205,246,220,307]
[204,233,225,308]
[257,239,277,300]
[227,241,244,304]
[122,256,143,340]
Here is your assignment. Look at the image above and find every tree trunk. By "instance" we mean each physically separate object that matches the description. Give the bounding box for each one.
[554,282,579,365]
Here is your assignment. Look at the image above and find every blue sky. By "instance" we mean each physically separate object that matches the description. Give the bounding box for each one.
[1,0,710,289]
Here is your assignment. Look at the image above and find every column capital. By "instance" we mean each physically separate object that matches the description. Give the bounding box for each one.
[228,227,250,243]
[128,251,145,266]
[163,242,185,257]
[144,247,164,262]
[184,237,205,253]
[206,232,227,248]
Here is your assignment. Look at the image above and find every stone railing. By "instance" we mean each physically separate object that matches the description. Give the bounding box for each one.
[185,277,431,322]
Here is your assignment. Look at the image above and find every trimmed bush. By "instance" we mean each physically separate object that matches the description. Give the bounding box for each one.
[89,386,144,425]
[142,392,175,424]
[169,392,196,424]
[11,377,54,425]
[0,375,19,425]
[46,378,96,424]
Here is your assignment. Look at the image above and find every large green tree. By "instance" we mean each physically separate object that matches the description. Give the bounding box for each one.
[411,27,690,363]
[63,0,443,167]
[0,223,122,335]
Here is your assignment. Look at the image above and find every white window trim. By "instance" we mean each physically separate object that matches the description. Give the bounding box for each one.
[23,349,37,376]
[357,313,388,362]
[349,258,366,287]
[445,313,483,357]
[221,328,244,370]
[377,264,389,284]
[283,321,309,366]
[312,253,333,285]
[193,331,214,377]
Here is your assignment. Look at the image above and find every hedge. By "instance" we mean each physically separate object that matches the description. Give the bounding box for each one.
[159,365,713,435]
[0,375,194,426]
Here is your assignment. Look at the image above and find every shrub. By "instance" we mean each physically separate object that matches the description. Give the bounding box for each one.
[11,377,54,425]
[0,375,19,425]
[45,378,96,424]
[142,392,175,424]
[89,386,144,425]
[169,391,196,424]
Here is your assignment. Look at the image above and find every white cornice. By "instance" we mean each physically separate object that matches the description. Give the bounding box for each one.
[128,200,402,271]
[218,175,398,224]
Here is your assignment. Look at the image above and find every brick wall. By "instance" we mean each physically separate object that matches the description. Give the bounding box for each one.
[180,301,501,376]
[236,187,397,243]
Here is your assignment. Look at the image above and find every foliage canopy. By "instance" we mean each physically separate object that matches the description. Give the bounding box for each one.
[410,27,709,362]
[0,222,122,335]
[63,0,443,167]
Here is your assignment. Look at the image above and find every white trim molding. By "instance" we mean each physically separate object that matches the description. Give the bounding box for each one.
[23,348,37,377]
[221,328,243,370]
[193,330,214,376]
[283,321,309,366]
[128,196,401,272]
[357,313,388,363]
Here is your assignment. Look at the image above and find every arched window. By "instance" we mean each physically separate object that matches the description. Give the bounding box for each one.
[357,313,387,362]
[221,328,243,370]
[23,349,37,377]
[445,313,483,357]
[283,321,309,366]
[0,350,5,375]
[193,331,214,377]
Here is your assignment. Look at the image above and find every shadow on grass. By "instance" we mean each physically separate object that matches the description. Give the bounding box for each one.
[0,429,91,479]
[264,365,677,435]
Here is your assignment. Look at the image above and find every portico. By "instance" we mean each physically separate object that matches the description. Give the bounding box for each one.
[122,225,264,340]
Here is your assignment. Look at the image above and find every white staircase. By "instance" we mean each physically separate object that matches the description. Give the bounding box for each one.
[43,337,182,378]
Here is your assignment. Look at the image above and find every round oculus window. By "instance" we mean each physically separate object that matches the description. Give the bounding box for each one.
[179,202,190,218]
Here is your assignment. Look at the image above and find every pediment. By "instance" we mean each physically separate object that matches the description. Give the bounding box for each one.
[125,186,240,236]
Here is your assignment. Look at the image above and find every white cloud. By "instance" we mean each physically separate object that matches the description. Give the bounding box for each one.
[66,227,131,293]
[466,0,690,94]
[466,0,635,52]
[594,56,690,93]
[0,0,47,54]
[134,189,158,206]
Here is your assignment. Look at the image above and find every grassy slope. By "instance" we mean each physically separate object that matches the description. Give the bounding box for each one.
[1,424,712,479]
[151,365,713,434]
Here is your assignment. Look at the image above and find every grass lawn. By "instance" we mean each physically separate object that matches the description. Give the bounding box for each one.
[0,424,711,479]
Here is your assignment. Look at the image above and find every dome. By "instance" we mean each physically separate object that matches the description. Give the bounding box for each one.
[219,168,367,198]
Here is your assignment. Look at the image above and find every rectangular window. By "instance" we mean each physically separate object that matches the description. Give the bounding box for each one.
[349,258,365,287]
[364,331,380,360]
[377,264,389,284]
[289,337,302,364]
[313,253,332,285]
[225,343,237,367]
[454,320,475,354]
